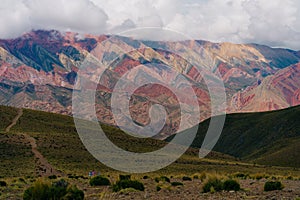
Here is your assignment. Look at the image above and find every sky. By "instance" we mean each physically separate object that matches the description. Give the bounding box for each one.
[1,0,300,50]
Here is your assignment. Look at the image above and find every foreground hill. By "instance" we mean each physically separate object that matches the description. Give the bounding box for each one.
[167,105,300,168]
[0,105,252,178]
[1,105,300,199]
[1,105,299,177]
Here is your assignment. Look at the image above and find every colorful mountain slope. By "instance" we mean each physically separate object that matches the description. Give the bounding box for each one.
[0,30,299,137]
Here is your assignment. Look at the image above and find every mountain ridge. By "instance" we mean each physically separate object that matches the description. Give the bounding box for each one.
[0,30,300,138]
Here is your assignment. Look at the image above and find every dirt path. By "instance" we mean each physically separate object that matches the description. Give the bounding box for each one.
[5,108,23,133]
[4,108,63,177]
[22,133,64,177]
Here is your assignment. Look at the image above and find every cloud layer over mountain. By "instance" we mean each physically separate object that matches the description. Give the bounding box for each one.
[1,0,300,49]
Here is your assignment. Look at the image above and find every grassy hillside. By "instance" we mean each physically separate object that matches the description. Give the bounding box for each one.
[0,106,18,132]
[1,105,300,199]
[0,105,247,178]
[1,105,299,179]
[166,105,300,168]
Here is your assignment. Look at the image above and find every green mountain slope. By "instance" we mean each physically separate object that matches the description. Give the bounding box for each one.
[0,105,241,177]
[166,105,300,168]
[1,105,299,179]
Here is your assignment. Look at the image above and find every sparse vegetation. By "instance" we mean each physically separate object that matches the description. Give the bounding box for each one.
[119,174,131,181]
[233,172,249,179]
[0,181,7,187]
[119,188,139,194]
[142,175,149,179]
[223,179,240,191]
[182,176,192,181]
[156,185,162,191]
[0,106,18,132]
[200,172,207,181]
[253,173,264,180]
[113,176,144,192]
[202,178,241,193]
[171,182,184,186]
[48,175,57,179]
[23,179,84,200]
[264,181,284,191]
[202,178,223,193]
[64,185,84,200]
[155,176,170,183]
[19,178,26,183]
[51,179,69,198]
[89,176,111,186]
[23,180,50,200]
[193,175,199,179]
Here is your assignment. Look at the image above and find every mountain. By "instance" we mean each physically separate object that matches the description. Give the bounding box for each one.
[229,63,300,112]
[0,30,300,138]
[166,105,300,168]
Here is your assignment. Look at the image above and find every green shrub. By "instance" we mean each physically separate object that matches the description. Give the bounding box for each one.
[119,175,131,181]
[171,182,184,186]
[89,176,111,186]
[48,175,57,179]
[0,181,7,187]
[142,175,149,179]
[182,176,192,181]
[155,176,170,183]
[202,178,223,193]
[64,185,84,200]
[23,187,35,200]
[113,179,144,192]
[69,175,86,180]
[223,179,240,191]
[23,180,51,200]
[234,173,248,179]
[50,179,68,199]
[68,174,75,179]
[264,181,284,191]
[156,185,161,191]
[19,178,26,183]
[23,179,84,200]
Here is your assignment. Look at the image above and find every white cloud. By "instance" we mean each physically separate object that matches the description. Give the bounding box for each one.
[0,0,31,38]
[242,0,300,48]
[0,0,300,49]
[26,0,108,33]
[0,0,108,37]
